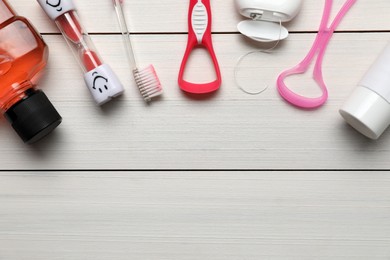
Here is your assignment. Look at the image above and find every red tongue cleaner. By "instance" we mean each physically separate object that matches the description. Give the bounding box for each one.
[57,12,102,71]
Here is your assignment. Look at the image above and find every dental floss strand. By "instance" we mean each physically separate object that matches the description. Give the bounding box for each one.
[234,0,303,95]
[234,19,283,95]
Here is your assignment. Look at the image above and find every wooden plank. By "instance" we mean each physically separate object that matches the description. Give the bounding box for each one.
[1,1,388,260]
[0,171,389,259]
[0,33,389,170]
[12,0,390,34]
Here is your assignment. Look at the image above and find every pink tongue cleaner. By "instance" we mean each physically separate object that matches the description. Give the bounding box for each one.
[57,12,102,71]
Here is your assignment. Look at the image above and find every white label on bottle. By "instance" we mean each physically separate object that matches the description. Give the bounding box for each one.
[37,0,76,20]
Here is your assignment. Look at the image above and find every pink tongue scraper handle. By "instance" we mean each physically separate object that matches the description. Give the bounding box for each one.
[178,0,222,94]
[277,0,357,109]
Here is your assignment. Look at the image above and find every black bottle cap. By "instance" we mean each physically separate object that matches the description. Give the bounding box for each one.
[4,89,62,144]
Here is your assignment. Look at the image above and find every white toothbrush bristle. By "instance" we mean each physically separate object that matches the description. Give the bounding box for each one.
[133,65,163,102]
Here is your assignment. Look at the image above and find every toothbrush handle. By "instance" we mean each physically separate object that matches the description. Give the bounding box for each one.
[178,0,221,94]
[112,0,137,69]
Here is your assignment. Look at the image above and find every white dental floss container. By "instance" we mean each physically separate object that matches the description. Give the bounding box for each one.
[235,0,303,42]
[340,44,390,140]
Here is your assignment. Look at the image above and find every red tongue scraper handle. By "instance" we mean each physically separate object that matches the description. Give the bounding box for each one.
[178,0,221,94]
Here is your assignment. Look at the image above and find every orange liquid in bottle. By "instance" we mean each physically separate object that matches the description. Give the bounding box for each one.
[0,18,48,111]
[0,0,61,143]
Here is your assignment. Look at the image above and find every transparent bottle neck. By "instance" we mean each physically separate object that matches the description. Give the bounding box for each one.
[1,81,34,113]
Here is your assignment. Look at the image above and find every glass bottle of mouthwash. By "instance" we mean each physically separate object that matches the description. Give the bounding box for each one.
[0,0,62,143]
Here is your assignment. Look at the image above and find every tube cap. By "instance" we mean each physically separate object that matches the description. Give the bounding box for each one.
[339,86,390,140]
[4,90,62,144]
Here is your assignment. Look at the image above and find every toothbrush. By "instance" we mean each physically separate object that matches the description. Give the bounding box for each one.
[37,0,125,106]
[111,0,163,102]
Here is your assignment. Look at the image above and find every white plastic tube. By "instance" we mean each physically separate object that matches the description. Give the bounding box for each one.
[340,44,390,139]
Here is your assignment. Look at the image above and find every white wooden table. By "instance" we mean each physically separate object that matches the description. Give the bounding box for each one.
[1,0,390,259]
